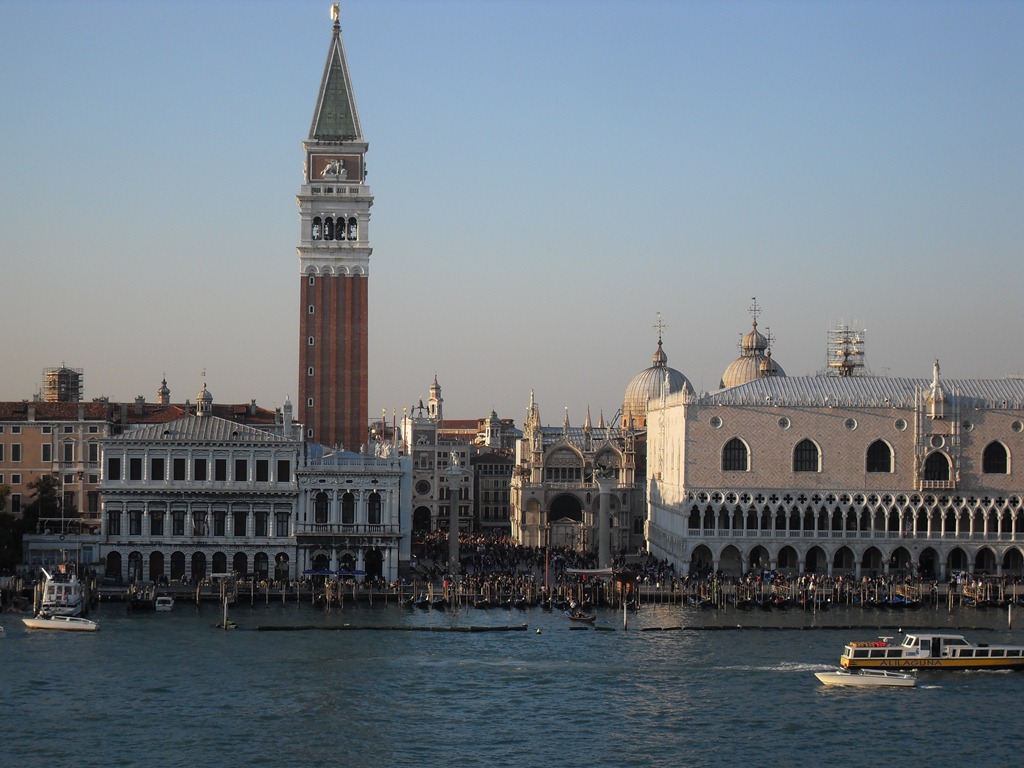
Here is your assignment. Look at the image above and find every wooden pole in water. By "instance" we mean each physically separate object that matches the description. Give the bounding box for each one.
[1009,602,1013,630]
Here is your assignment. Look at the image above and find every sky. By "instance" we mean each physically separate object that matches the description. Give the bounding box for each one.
[1,0,1021,426]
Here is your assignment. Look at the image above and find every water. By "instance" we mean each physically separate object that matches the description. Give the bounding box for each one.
[3,600,1023,767]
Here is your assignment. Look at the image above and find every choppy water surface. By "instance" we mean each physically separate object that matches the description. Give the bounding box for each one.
[3,601,1023,767]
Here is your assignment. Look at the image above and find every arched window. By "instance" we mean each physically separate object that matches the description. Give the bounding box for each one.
[866,440,893,473]
[983,442,1009,474]
[368,492,381,525]
[722,438,749,471]
[314,491,329,525]
[924,452,951,481]
[342,492,355,525]
[793,439,820,472]
[324,217,334,240]
[347,217,357,241]
[312,216,323,240]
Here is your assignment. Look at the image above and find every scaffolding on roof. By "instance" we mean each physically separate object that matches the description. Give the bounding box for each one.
[826,325,866,377]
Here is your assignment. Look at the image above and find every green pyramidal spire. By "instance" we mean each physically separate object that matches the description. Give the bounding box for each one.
[310,12,362,142]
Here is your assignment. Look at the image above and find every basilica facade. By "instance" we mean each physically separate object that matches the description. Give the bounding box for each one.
[509,335,691,562]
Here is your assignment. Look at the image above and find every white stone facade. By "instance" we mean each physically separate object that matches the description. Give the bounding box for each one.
[646,368,1024,579]
[100,415,302,583]
[295,448,411,583]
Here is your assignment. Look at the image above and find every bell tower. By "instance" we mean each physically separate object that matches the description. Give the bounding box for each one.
[298,5,372,449]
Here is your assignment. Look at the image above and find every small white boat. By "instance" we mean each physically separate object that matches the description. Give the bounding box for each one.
[815,668,916,688]
[155,596,175,612]
[22,614,99,632]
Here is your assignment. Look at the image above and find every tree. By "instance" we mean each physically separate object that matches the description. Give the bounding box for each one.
[0,474,60,573]
[25,473,61,532]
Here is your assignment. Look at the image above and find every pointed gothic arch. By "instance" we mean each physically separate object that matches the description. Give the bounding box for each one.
[777,545,799,571]
[974,547,997,574]
[866,439,894,473]
[749,545,771,571]
[719,545,743,577]
[804,545,827,574]
[793,438,821,472]
[832,545,855,575]
[722,437,750,471]
[983,441,1009,474]
[861,546,883,574]
[924,452,951,481]
[1002,547,1024,576]
[689,544,714,576]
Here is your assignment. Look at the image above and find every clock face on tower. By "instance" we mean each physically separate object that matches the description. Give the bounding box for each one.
[415,480,431,496]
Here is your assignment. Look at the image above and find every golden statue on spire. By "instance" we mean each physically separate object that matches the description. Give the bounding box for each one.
[331,4,339,22]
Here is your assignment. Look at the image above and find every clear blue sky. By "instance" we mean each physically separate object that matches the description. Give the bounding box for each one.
[2,0,1021,425]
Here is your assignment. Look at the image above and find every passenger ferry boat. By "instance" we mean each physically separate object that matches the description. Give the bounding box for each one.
[840,632,1024,671]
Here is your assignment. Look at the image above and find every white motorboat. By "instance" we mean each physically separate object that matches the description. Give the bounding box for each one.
[37,565,85,617]
[155,595,175,612]
[815,667,916,688]
[22,614,99,632]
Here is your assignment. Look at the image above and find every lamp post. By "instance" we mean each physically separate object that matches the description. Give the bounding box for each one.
[544,522,551,595]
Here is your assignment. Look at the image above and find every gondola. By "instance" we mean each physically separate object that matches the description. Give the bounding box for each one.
[565,609,596,623]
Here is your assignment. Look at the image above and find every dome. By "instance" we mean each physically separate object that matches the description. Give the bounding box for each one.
[741,321,768,352]
[622,339,692,428]
[720,316,785,390]
[196,381,214,416]
[721,356,761,390]
[760,353,784,377]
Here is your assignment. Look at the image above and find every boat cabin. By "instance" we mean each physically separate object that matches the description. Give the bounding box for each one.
[842,632,1024,669]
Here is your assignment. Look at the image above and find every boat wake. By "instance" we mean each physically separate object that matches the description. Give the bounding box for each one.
[719,661,825,673]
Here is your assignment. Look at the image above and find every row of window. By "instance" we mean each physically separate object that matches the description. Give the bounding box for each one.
[108,457,292,483]
[313,491,382,525]
[721,438,1012,476]
[0,442,100,463]
[0,425,102,434]
[311,216,357,241]
[108,509,290,538]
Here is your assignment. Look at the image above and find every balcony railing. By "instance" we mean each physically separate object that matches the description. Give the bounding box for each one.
[295,523,401,536]
[684,528,1021,543]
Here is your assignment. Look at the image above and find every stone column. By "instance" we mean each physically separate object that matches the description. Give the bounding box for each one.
[597,478,614,569]
[445,459,467,572]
